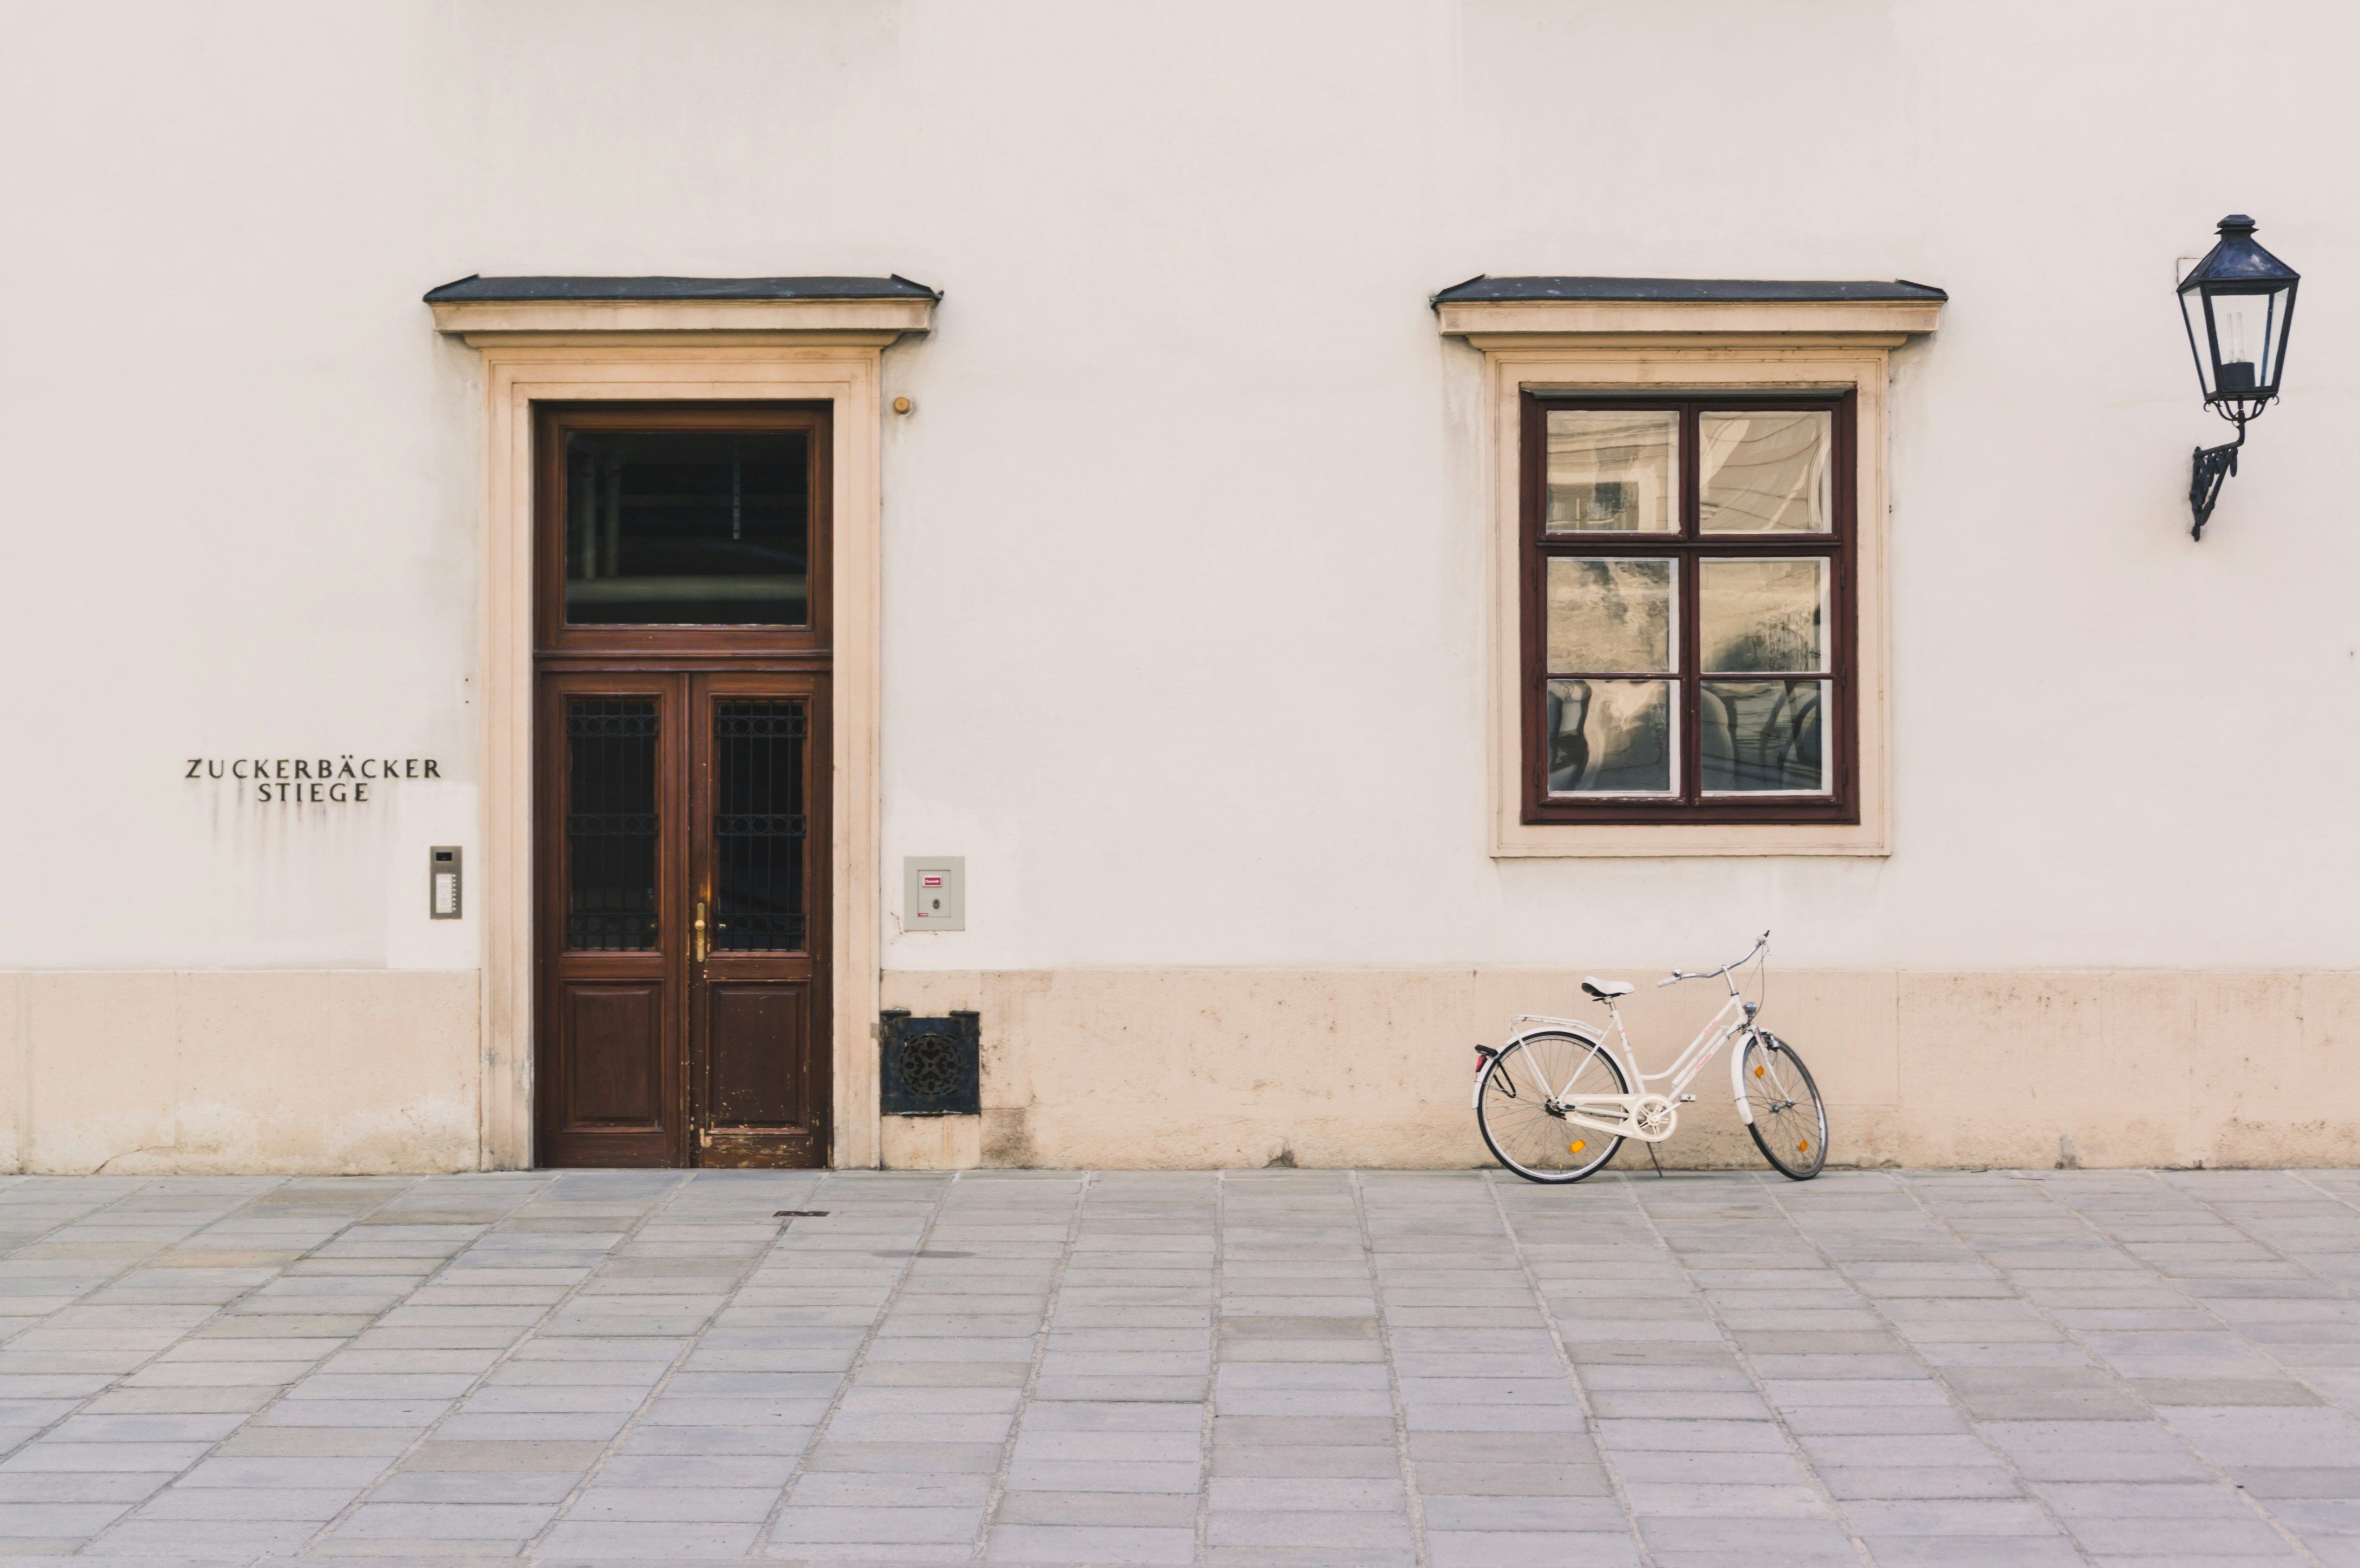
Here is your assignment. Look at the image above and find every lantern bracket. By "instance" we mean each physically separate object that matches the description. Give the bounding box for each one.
[2190,420,2246,541]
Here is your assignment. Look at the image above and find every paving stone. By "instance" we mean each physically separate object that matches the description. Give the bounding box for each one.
[327,1500,560,1539]
[1427,1529,1641,1567]
[0,1501,132,1535]
[1204,1476,1404,1510]
[984,1523,1196,1564]
[1209,1443,1401,1478]
[1422,1494,1625,1530]
[535,1520,761,1555]
[770,1503,984,1543]
[802,1440,1002,1473]
[993,1490,1198,1525]
[96,1518,320,1554]
[131,1485,360,1519]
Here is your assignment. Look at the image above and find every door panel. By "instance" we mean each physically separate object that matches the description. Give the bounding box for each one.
[536,673,685,1168]
[561,983,664,1125]
[690,673,830,1168]
[706,983,812,1127]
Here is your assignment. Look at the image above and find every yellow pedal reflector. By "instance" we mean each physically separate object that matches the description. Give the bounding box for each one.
[1569,1140,1586,1153]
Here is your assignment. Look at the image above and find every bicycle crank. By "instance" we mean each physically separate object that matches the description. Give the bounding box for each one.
[1630,1094,1678,1141]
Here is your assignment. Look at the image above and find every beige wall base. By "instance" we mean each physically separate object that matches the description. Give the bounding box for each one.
[0,971,481,1174]
[881,968,2360,1171]
[5,966,2353,1175]
[880,1114,983,1171]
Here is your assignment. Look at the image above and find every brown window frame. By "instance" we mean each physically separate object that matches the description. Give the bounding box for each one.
[534,402,834,660]
[1519,389,1858,826]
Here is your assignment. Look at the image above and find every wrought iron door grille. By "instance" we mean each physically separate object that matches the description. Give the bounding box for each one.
[713,699,807,952]
[715,708,808,740]
[564,697,660,950]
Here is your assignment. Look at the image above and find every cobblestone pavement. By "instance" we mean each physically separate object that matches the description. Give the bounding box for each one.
[2,1169,2360,1566]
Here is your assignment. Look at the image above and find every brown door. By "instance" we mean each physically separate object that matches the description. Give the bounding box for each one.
[687,670,830,1167]
[537,672,681,1167]
[532,402,833,1168]
[535,672,830,1167]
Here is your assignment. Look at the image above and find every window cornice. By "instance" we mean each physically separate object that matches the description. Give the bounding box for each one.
[425,275,938,346]
[1435,275,1944,345]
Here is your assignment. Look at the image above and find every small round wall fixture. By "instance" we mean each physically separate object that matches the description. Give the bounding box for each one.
[2179,215,2299,540]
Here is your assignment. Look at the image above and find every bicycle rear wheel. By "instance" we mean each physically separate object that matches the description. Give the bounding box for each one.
[1477,1032,1626,1184]
[1741,1031,1827,1180]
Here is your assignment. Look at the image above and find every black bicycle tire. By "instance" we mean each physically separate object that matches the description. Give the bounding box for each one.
[1477,1032,1627,1184]
[1742,1032,1828,1181]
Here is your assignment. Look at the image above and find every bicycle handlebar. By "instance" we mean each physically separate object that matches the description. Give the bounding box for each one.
[1657,930,1771,987]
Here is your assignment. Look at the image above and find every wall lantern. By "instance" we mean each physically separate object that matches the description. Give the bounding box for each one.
[2179,215,2299,539]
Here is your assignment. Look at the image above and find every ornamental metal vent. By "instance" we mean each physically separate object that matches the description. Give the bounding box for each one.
[880,1011,980,1117]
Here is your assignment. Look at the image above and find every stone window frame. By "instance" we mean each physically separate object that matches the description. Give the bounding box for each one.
[1439,288,1940,856]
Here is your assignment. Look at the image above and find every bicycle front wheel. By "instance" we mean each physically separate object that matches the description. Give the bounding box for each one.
[1477,1032,1627,1184]
[1741,1031,1827,1180]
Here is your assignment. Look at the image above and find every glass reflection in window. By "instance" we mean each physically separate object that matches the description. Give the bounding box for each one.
[1545,410,1678,533]
[1547,680,1674,795]
[1702,680,1827,794]
[565,430,811,626]
[1699,411,1831,533]
[1547,558,1675,674]
[1700,558,1826,674]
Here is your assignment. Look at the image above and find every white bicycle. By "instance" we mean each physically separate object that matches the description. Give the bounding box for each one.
[1473,932,1827,1183]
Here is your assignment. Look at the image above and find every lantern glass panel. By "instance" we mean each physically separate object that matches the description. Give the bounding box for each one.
[2180,285,2216,400]
[2184,284,2294,405]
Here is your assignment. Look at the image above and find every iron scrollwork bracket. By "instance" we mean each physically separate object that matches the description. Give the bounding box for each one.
[2189,420,2247,541]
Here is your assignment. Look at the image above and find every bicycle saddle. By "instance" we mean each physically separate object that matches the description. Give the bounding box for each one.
[1582,976,1634,1001]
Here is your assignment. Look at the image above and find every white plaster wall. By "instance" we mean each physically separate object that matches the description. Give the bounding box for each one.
[2,0,2357,985]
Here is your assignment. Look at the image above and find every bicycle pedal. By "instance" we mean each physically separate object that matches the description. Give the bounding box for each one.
[1678,1095,1696,1103]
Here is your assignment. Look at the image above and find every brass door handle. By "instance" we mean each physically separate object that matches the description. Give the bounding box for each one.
[693,901,710,964]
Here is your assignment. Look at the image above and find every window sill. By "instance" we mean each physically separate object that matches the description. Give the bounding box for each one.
[1495,818,1889,859]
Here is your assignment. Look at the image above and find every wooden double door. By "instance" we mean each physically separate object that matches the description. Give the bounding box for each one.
[536,668,830,1166]
[532,402,833,1167]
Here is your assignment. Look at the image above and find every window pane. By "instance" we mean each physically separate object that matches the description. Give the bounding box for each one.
[1547,680,1674,795]
[565,697,659,950]
[1700,557,1827,673]
[712,701,808,953]
[1545,410,1677,533]
[1702,680,1828,794]
[565,430,811,625]
[1546,557,1674,674]
[1699,411,1831,533]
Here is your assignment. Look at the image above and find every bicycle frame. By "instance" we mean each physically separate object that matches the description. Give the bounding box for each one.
[1474,934,1771,1144]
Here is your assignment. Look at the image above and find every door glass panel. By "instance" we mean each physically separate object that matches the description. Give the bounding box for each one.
[1546,557,1675,673]
[1700,557,1827,673]
[565,698,659,950]
[1699,411,1832,532]
[1544,410,1678,533]
[712,701,807,952]
[565,430,811,625]
[1546,679,1675,795]
[1702,680,1829,793]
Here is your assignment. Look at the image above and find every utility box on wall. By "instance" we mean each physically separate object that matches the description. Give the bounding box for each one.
[879,1010,982,1117]
[904,856,965,931]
